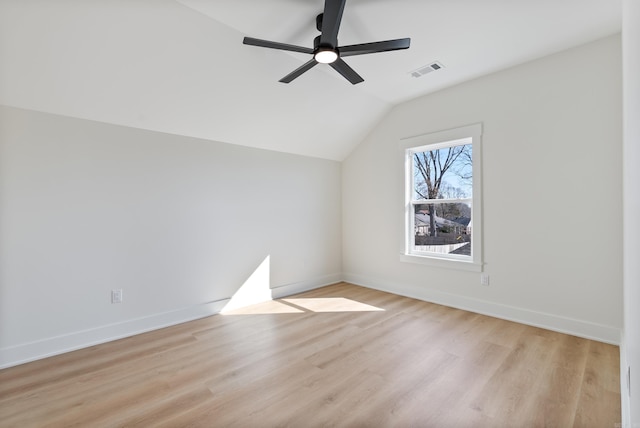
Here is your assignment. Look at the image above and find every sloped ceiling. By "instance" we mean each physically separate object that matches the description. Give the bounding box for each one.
[0,0,621,161]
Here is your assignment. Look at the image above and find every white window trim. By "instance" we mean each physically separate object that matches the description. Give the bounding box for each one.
[399,123,484,272]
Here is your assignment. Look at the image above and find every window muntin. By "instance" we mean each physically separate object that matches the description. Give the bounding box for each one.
[401,124,482,268]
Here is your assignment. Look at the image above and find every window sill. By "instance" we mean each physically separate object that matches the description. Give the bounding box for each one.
[399,253,484,272]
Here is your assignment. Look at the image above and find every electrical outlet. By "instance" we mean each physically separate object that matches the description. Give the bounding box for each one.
[480,274,490,286]
[111,289,123,304]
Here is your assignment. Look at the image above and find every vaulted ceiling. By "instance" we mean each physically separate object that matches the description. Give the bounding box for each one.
[0,0,621,160]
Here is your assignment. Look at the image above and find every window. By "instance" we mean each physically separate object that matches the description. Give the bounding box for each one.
[400,124,482,271]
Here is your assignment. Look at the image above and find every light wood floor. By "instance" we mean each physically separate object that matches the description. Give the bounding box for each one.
[0,282,621,427]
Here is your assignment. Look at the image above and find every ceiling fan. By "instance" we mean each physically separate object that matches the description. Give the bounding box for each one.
[243,0,411,85]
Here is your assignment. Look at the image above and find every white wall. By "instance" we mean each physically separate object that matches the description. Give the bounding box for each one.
[622,0,640,424]
[0,106,342,367]
[343,35,622,343]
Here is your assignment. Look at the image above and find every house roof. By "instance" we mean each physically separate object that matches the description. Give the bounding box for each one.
[415,213,468,229]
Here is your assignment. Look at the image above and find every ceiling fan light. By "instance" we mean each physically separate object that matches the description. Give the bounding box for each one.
[315,49,338,64]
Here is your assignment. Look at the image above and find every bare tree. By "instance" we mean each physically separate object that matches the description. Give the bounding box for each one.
[414,145,471,236]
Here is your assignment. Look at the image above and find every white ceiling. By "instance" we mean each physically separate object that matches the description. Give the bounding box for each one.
[0,0,621,161]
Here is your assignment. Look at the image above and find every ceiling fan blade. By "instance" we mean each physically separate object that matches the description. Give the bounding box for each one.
[243,37,313,55]
[330,58,364,85]
[279,59,319,83]
[320,0,346,47]
[339,38,411,57]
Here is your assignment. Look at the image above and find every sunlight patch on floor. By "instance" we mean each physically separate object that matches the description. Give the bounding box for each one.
[223,297,385,315]
[283,297,385,313]
[222,299,304,315]
[217,255,385,315]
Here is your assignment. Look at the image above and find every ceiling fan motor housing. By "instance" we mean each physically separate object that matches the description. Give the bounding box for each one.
[314,35,335,51]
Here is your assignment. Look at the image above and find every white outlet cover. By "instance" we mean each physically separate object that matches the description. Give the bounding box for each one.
[480,274,490,286]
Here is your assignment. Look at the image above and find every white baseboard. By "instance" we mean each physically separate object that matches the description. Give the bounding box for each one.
[620,331,631,427]
[0,273,342,369]
[3,271,618,370]
[0,299,229,370]
[270,273,343,299]
[343,272,621,345]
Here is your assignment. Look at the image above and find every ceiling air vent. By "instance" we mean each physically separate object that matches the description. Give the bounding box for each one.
[410,61,445,78]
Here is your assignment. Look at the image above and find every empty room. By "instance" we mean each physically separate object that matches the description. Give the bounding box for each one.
[1,0,639,426]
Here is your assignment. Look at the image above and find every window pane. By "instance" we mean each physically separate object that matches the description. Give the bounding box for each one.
[413,144,472,200]
[413,203,471,256]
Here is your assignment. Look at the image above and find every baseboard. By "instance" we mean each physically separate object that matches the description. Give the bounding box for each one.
[270,273,343,299]
[343,272,621,345]
[620,331,631,427]
[0,273,342,370]
[4,270,616,370]
[0,299,229,370]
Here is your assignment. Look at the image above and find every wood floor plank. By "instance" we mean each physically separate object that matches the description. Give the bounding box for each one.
[573,340,622,427]
[0,282,621,427]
